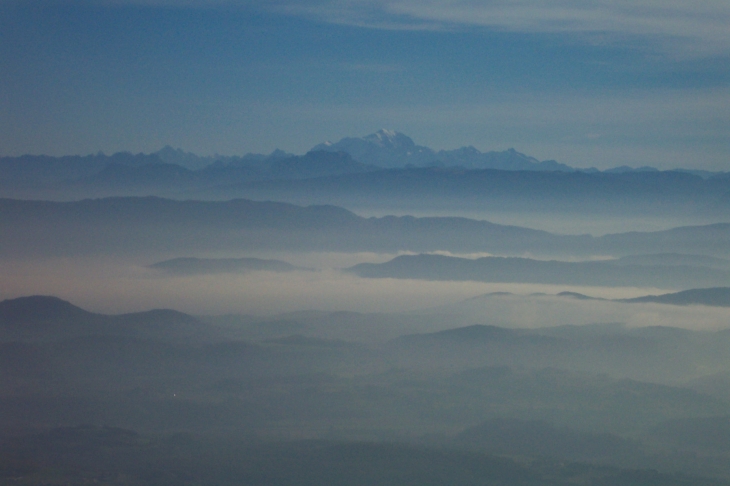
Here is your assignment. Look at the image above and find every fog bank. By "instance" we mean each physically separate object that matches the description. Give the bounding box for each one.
[2,256,729,334]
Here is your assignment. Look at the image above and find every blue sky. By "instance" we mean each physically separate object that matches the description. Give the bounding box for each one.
[1,0,728,169]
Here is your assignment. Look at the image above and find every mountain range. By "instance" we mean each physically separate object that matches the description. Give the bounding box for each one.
[207,165,730,216]
[3,130,730,217]
[5,130,719,179]
[310,129,575,170]
[3,129,574,193]
[2,196,730,258]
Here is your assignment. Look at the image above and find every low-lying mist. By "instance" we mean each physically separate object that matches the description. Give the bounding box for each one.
[0,255,494,315]
[435,292,730,332]
[5,253,730,483]
[2,254,729,334]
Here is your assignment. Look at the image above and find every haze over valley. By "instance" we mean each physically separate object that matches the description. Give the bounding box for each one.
[3,0,730,483]
[4,133,730,483]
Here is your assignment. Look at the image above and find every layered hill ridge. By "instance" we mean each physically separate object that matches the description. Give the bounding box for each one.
[465,288,730,308]
[2,196,730,258]
[0,295,212,342]
[621,287,730,307]
[347,253,730,288]
[0,295,96,328]
[214,164,729,215]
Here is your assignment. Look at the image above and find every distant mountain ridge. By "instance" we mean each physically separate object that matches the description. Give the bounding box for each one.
[212,164,730,213]
[311,129,575,171]
[1,129,572,189]
[312,129,435,168]
[5,131,730,215]
[4,130,724,187]
[0,151,166,188]
[3,197,730,258]
[0,149,375,193]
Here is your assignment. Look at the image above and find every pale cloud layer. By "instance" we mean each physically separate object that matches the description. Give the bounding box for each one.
[40,0,730,56]
[285,0,730,56]
[3,256,730,334]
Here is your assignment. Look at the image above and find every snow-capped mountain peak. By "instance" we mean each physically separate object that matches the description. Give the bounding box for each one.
[309,130,574,171]
[363,129,416,149]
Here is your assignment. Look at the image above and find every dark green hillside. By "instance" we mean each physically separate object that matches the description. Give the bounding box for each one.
[453,418,641,463]
[3,296,730,479]
[2,429,727,486]
[0,296,217,343]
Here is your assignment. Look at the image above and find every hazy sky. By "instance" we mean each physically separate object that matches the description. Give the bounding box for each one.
[1,0,728,169]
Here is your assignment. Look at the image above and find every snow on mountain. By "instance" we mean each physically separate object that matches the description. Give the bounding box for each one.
[312,130,575,171]
[312,129,437,168]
